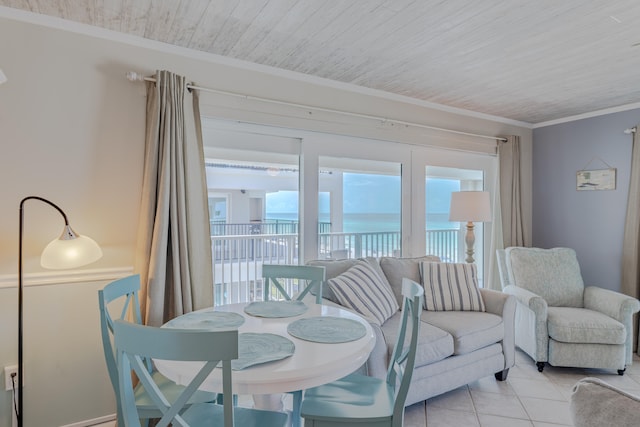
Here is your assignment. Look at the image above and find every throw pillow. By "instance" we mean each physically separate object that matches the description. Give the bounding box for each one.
[327,261,399,325]
[380,255,441,307]
[420,262,485,312]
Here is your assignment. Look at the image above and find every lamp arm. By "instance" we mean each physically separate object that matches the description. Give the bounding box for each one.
[18,196,69,427]
[20,196,70,225]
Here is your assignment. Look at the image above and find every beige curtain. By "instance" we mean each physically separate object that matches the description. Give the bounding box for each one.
[621,127,640,353]
[135,70,213,326]
[487,150,505,290]
[498,135,526,248]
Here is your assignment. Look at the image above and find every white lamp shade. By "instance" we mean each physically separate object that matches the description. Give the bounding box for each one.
[41,233,103,269]
[449,191,492,222]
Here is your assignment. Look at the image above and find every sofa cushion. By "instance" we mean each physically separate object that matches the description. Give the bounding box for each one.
[327,261,399,325]
[547,307,626,345]
[380,255,440,306]
[422,311,504,355]
[420,262,485,312]
[307,257,390,303]
[506,247,584,307]
[381,311,454,367]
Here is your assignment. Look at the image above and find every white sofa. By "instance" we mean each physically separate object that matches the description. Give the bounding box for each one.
[307,256,516,406]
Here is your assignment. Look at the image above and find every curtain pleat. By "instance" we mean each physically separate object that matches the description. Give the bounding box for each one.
[487,153,504,290]
[498,135,526,248]
[135,70,213,326]
[621,127,640,353]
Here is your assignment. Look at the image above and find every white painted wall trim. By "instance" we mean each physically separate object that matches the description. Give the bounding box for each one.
[0,267,134,289]
[533,101,640,128]
[60,414,116,427]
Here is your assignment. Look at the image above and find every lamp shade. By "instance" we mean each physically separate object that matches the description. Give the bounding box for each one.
[40,226,102,269]
[449,191,492,222]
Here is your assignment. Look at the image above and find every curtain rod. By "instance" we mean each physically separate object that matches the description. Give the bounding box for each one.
[126,71,507,142]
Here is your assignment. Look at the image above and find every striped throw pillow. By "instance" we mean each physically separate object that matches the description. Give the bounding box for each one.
[327,261,399,325]
[420,262,485,312]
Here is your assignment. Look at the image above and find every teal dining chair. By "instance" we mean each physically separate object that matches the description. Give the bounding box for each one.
[98,275,216,426]
[300,278,424,427]
[261,263,326,425]
[261,264,326,304]
[114,320,289,427]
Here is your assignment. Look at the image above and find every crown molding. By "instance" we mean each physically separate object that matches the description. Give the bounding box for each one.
[533,102,640,128]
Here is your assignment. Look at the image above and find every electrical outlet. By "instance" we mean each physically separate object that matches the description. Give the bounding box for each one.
[4,365,18,391]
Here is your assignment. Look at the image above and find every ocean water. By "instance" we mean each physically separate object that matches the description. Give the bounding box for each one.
[266,212,457,232]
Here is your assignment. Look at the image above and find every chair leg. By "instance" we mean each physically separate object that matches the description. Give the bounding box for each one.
[618,368,626,376]
[536,362,545,372]
[494,369,509,381]
[291,390,302,427]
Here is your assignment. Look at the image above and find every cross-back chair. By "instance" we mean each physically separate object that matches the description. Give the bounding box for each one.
[261,264,326,304]
[98,275,216,425]
[114,320,289,427]
[300,277,424,427]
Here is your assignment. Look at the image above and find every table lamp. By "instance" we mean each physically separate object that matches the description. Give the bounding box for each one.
[17,196,102,427]
[449,191,491,263]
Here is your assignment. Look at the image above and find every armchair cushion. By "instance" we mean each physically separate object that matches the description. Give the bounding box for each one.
[547,307,626,345]
[506,247,584,307]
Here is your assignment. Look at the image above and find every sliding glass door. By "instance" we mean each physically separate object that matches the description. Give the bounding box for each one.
[318,157,402,259]
[415,149,496,287]
[202,118,497,299]
[201,119,301,304]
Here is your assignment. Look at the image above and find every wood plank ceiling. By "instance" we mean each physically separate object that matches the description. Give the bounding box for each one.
[3,0,640,124]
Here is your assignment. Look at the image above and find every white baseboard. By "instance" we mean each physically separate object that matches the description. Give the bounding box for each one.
[60,414,116,427]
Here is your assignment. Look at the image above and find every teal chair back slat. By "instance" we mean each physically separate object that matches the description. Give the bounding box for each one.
[114,320,238,427]
[389,278,424,424]
[98,275,146,417]
[299,277,423,427]
[262,264,326,304]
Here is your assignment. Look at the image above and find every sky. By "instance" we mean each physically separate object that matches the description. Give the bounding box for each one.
[265,174,460,214]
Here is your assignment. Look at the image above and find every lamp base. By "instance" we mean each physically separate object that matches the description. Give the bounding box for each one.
[464,221,476,263]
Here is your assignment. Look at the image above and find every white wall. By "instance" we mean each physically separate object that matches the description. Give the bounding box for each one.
[0,10,532,426]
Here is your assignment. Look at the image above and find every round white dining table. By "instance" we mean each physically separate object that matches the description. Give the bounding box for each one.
[154,301,376,424]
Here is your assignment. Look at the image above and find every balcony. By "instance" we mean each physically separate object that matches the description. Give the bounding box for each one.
[211,224,459,305]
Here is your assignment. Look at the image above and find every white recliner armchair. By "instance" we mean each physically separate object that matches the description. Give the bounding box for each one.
[497,247,640,374]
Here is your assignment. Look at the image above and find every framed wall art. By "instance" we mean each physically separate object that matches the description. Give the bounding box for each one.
[576,168,616,191]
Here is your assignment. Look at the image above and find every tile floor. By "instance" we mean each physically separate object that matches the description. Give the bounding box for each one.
[97,350,640,427]
[401,350,640,427]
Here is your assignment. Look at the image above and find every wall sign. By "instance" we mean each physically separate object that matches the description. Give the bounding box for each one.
[576,168,616,191]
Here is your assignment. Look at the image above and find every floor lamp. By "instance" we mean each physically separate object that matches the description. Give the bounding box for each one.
[18,196,102,427]
[449,191,492,263]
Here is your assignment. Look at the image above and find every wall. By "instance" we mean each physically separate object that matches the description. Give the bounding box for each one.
[532,109,640,291]
[0,9,531,427]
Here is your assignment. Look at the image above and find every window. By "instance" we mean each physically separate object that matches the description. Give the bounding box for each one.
[318,157,401,259]
[201,118,497,301]
[426,165,488,285]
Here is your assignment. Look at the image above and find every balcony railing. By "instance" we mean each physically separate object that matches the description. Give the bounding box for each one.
[212,228,458,305]
[211,220,331,236]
